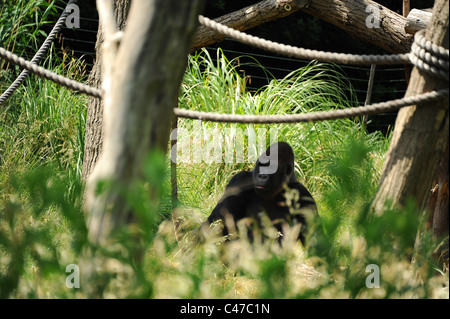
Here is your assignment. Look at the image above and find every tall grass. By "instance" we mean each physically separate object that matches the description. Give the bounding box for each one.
[0,49,88,181]
[1,139,445,299]
[0,47,88,298]
[0,0,84,182]
[0,0,64,71]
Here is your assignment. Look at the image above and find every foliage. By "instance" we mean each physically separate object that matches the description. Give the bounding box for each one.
[1,139,446,299]
[0,0,85,184]
[0,165,86,298]
[0,51,88,184]
[0,0,64,71]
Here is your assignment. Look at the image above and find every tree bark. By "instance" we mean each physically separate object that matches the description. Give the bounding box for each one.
[430,142,449,239]
[82,0,132,179]
[302,0,413,53]
[427,142,449,269]
[371,0,449,216]
[405,8,432,34]
[85,0,205,244]
[190,0,309,52]
[192,0,414,54]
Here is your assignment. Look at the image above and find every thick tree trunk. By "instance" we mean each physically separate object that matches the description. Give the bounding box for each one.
[85,0,205,244]
[82,0,132,179]
[190,0,309,52]
[302,0,413,53]
[371,0,449,216]
[192,0,413,54]
[429,142,449,239]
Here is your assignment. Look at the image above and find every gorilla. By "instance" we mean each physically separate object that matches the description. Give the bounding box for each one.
[201,141,317,245]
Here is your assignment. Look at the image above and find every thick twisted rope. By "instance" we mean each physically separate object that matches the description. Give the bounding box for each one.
[198,15,449,81]
[0,46,103,98]
[174,89,448,123]
[1,40,447,123]
[409,29,449,81]
[198,15,411,65]
[0,0,78,105]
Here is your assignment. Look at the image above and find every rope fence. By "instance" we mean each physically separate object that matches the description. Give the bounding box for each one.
[197,16,412,66]
[0,0,77,105]
[410,29,449,81]
[0,10,448,124]
[204,45,408,96]
[173,89,448,124]
[0,46,103,99]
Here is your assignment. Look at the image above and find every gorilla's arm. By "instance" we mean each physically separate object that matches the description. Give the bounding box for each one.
[207,171,253,224]
[291,181,316,212]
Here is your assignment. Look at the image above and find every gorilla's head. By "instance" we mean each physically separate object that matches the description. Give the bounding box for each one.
[252,142,295,198]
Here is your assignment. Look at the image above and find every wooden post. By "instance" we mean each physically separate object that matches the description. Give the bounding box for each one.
[363,64,376,125]
[403,0,410,17]
[171,113,182,242]
[85,0,205,245]
[171,115,179,210]
[405,9,432,34]
[371,0,449,216]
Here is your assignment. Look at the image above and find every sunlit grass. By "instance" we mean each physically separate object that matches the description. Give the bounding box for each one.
[0,50,88,183]
[176,49,389,218]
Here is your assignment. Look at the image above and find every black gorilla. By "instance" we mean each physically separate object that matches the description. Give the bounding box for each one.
[202,141,317,244]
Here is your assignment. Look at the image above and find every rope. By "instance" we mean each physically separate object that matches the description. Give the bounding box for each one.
[198,15,449,81]
[0,47,103,98]
[198,15,411,65]
[173,89,449,123]
[409,29,449,81]
[0,14,448,124]
[0,0,77,105]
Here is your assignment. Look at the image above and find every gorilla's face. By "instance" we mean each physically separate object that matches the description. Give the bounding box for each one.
[252,143,293,198]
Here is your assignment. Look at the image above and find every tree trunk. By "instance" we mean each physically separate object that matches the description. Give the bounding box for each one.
[192,0,414,54]
[190,0,309,52]
[302,0,413,53]
[427,141,449,269]
[430,142,449,239]
[82,0,132,179]
[85,0,205,244]
[371,0,449,216]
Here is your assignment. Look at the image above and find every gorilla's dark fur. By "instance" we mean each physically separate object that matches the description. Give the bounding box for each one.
[201,142,317,244]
